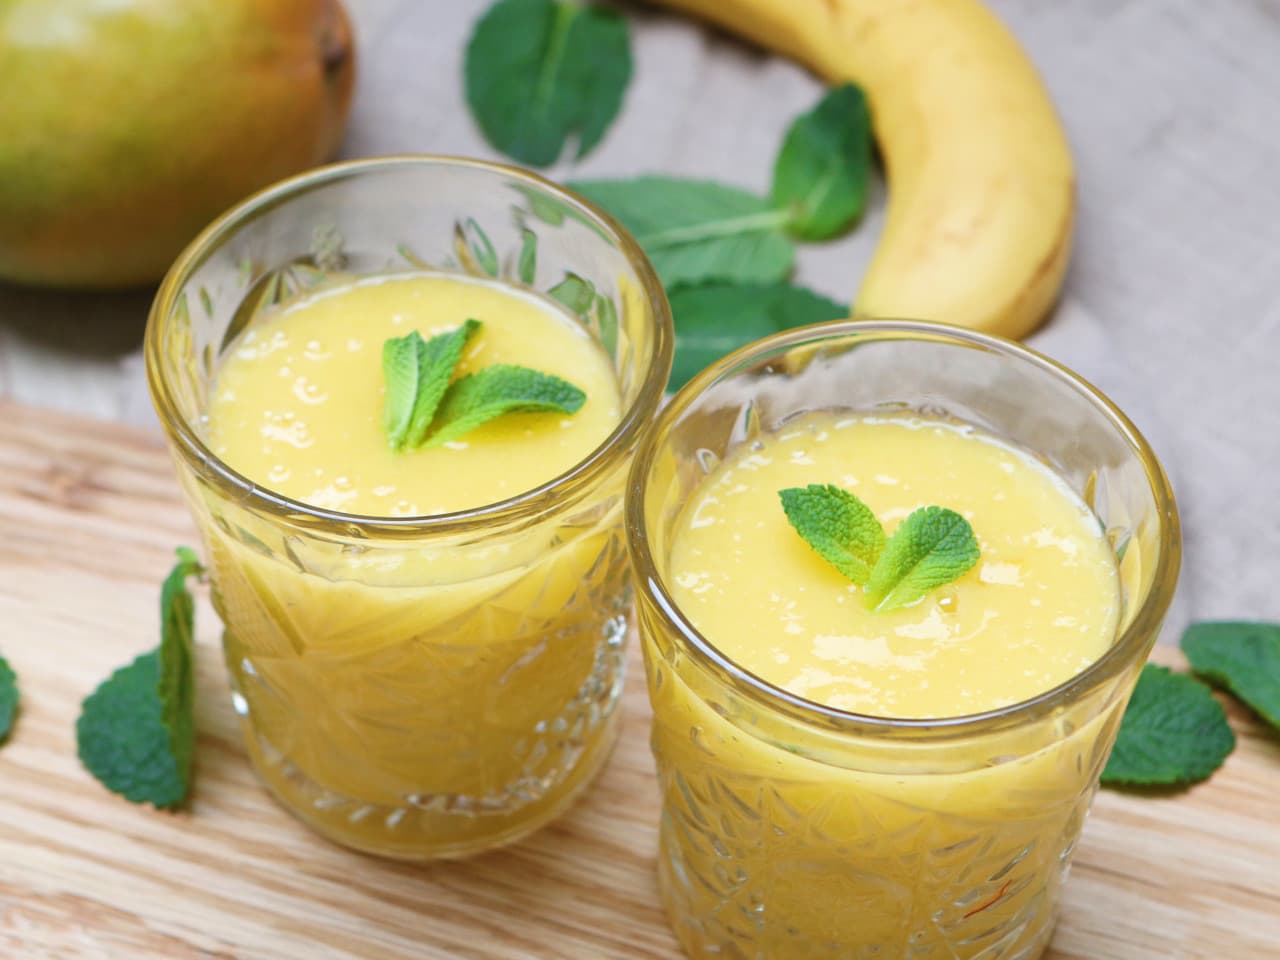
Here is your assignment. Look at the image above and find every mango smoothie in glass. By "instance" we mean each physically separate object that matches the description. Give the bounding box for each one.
[627,321,1179,959]
[145,157,672,858]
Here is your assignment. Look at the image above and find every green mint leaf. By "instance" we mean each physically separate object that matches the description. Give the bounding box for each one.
[569,176,794,288]
[1181,622,1280,731]
[1102,664,1236,787]
[78,549,205,809]
[383,321,482,450]
[78,652,189,809]
[771,84,872,241]
[779,485,885,585]
[465,0,631,167]
[865,506,980,612]
[0,656,18,744]
[667,281,845,389]
[382,331,425,449]
[425,364,585,447]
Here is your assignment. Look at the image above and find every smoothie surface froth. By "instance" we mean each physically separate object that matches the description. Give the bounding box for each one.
[668,414,1121,719]
[207,272,622,517]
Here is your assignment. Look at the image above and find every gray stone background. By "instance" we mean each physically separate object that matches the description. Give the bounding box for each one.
[2,0,1278,637]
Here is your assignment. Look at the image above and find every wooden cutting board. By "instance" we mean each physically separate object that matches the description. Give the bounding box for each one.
[0,401,1275,959]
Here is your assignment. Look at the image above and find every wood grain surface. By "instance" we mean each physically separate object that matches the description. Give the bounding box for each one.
[0,402,1276,959]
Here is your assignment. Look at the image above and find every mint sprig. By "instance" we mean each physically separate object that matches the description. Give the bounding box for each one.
[864,507,981,613]
[1181,622,1280,731]
[465,0,632,167]
[779,486,979,613]
[1102,664,1236,787]
[383,320,480,450]
[382,320,585,450]
[0,656,18,744]
[771,84,872,241]
[78,547,204,809]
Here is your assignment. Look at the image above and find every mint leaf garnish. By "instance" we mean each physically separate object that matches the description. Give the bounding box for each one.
[864,506,980,612]
[1102,664,1236,787]
[382,320,480,450]
[78,548,204,809]
[779,485,885,585]
[0,656,18,744]
[1181,622,1280,731]
[569,177,794,288]
[383,321,585,449]
[667,282,845,389]
[78,652,188,808]
[426,365,586,447]
[465,0,631,167]
[772,84,872,241]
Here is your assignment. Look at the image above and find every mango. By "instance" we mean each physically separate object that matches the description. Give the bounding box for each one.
[0,0,355,289]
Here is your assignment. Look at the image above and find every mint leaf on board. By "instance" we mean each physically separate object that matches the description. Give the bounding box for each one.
[382,321,481,450]
[78,652,188,809]
[569,177,794,288]
[426,365,586,447]
[779,485,885,585]
[667,282,845,388]
[1102,664,1236,787]
[0,656,17,743]
[771,84,873,241]
[465,0,631,167]
[864,506,980,612]
[78,548,205,809]
[1181,622,1280,731]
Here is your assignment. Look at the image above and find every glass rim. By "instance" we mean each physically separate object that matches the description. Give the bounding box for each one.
[145,154,674,539]
[625,318,1182,739]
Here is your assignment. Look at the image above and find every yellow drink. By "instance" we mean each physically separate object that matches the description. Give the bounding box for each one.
[199,273,627,857]
[629,322,1179,960]
[668,415,1119,719]
[208,273,622,514]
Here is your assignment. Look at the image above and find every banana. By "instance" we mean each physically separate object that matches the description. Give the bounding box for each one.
[647,0,1074,339]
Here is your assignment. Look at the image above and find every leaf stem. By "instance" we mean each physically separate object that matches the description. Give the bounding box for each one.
[640,208,793,248]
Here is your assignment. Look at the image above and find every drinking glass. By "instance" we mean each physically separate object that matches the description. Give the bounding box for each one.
[627,320,1179,958]
[146,156,672,858]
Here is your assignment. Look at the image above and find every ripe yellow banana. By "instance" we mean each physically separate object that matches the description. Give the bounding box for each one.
[648,0,1074,339]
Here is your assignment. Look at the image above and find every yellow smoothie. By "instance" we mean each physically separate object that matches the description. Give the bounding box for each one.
[198,272,630,857]
[645,413,1124,958]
